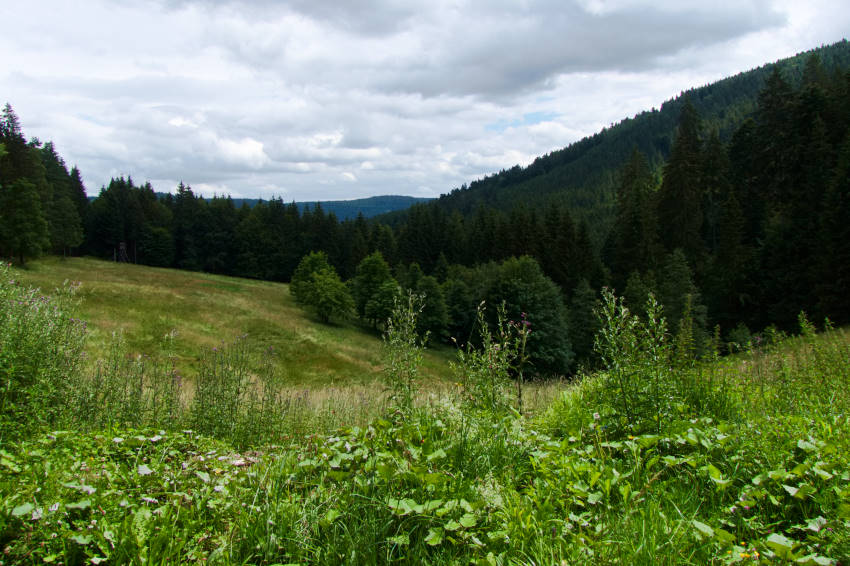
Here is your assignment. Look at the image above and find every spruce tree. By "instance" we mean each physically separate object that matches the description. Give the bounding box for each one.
[0,179,50,264]
[656,99,705,266]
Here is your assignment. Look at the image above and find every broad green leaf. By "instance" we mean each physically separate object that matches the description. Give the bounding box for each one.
[765,533,796,560]
[66,499,91,510]
[445,520,462,532]
[70,534,92,545]
[195,471,210,483]
[806,516,827,533]
[768,468,790,481]
[423,499,443,513]
[12,503,33,517]
[812,466,833,480]
[459,513,477,528]
[322,508,341,525]
[705,464,722,480]
[692,520,714,539]
[424,528,444,546]
[714,528,736,544]
[795,554,834,566]
[797,439,817,452]
[427,449,447,462]
[794,483,816,499]
[137,464,154,476]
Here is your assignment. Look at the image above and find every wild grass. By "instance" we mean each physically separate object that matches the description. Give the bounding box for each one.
[2,262,849,564]
[9,257,454,388]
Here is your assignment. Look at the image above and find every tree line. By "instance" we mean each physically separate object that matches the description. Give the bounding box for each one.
[2,52,849,376]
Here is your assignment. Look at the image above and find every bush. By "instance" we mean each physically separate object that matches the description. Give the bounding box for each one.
[0,263,86,440]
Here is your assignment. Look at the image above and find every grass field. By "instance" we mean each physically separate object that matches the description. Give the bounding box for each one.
[4,258,849,564]
[10,256,454,389]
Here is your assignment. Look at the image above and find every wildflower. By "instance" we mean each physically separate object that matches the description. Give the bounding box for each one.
[593,412,600,421]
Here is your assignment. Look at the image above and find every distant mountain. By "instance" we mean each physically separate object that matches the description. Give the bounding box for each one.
[117,193,433,220]
[381,40,850,241]
[292,195,433,220]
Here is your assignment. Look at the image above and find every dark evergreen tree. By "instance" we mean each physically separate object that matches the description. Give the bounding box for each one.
[658,249,707,349]
[442,275,477,346]
[0,179,50,264]
[608,149,660,287]
[415,275,449,342]
[816,134,850,323]
[567,279,599,365]
[49,194,83,257]
[656,99,705,266]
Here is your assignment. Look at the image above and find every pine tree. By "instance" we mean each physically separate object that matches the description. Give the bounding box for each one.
[567,279,599,365]
[415,275,449,342]
[0,179,50,264]
[609,149,659,287]
[656,99,705,265]
[49,194,83,257]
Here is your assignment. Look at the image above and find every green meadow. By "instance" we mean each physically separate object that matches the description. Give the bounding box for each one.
[2,259,849,565]
[10,256,453,386]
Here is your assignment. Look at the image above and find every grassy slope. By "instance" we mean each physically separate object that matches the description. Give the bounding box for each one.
[10,256,454,388]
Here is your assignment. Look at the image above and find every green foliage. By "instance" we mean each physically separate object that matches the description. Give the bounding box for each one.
[414,274,449,341]
[350,251,395,325]
[2,261,850,564]
[0,178,50,264]
[74,334,182,433]
[593,288,671,434]
[290,250,331,305]
[309,267,355,323]
[488,256,573,376]
[568,278,600,365]
[453,303,530,415]
[383,292,426,414]
[291,251,354,323]
[364,279,401,328]
[49,194,84,256]
[0,264,86,440]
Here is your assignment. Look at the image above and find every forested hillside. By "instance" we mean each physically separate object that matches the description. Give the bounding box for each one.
[396,40,850,238]
[225,195,433,220]
[2,40,850,376]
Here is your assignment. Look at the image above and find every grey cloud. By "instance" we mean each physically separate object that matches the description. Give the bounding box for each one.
[379,1,787,98]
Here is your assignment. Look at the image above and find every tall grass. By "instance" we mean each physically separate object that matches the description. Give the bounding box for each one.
[0,263,86,441]
[2,266,849,564]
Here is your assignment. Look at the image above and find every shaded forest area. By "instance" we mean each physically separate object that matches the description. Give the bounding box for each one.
[2,42,850,375]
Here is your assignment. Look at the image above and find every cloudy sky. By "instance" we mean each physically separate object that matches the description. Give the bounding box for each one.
[2,1,848,200]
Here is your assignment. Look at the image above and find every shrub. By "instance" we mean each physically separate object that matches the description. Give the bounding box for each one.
[383,292,426,414]
[0,263,86,440]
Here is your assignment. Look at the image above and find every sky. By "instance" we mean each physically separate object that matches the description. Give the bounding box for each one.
[2,1,848,201]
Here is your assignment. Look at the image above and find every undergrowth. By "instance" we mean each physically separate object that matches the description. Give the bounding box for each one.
[1,264,849,564]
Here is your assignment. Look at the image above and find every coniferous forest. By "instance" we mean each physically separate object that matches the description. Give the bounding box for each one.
[3,42,850,375]
[4,38,850,566]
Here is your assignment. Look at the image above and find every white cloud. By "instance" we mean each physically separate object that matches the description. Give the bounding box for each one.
[1,0,848,200]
